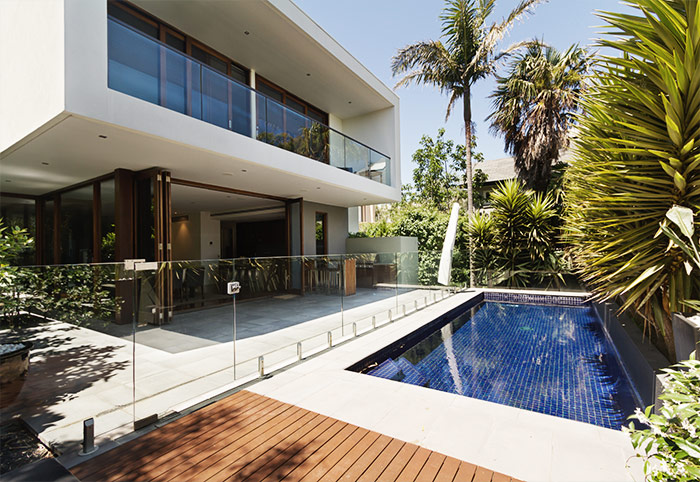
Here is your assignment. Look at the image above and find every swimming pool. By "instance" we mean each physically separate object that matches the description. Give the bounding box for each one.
[351,299,639,430]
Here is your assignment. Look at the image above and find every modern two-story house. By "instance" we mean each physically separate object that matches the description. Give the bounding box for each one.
[0,0,400,266]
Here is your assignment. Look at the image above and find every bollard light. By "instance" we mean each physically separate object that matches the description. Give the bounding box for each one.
[79,418,98,455]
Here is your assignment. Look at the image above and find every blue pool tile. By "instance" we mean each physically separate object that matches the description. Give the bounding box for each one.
[396,357,429,387]
[365,301,638,430]
[367,359,402,381]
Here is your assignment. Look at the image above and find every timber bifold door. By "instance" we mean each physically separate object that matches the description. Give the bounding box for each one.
[134,169,173,325]
[287,198,303,293]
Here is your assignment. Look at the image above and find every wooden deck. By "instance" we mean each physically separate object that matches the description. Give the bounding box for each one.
[71,390,519,482]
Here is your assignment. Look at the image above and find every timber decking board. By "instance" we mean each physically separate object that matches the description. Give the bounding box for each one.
[70,390,514,482]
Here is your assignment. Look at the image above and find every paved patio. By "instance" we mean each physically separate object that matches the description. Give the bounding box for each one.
[0,286,447,453]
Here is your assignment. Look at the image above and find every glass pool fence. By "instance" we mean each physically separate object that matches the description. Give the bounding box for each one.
[0,251,582,449]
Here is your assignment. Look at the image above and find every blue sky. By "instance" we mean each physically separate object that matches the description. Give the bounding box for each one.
[294,0,633,185]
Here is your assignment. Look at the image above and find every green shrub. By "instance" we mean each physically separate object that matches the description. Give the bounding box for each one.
[626,358,700,481]
[469,179,562,287]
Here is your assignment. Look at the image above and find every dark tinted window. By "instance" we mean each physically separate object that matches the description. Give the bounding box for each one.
[108,3,158,38]
[191,45,227,75]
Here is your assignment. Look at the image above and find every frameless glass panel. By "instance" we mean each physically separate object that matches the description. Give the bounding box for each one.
[285,107,307,153]
[370,150,390,186]
[60,185,93,264]
[0,197,36,265]
[344,138,370,176]
[101,179,116,262]
[328,129,346,170]
[307,122,329,162]
[201,68,229,129]
[163,48,188,114]
[255,93,268,142]
[230,79,251,137]
[265,100,285,148]
[42,200,54,265]
[108,20,159,105]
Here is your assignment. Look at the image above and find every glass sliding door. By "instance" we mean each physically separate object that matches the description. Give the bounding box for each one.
[60,185,94,264]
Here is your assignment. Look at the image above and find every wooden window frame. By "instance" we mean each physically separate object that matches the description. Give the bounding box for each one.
[256,76,329,125]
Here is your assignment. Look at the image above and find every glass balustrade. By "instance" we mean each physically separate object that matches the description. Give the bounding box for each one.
[1,250,584,452]
[107,17,391,185]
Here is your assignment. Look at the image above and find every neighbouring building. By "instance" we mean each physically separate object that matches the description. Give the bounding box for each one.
[0,0,401,268]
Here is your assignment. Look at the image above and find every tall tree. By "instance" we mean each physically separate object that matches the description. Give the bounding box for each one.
[488,43,590,191]
[391,0,541,285]
[404,128,486,210]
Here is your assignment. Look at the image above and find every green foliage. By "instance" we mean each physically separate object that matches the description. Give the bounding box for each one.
[626,358,700,481]
[469,180,562,286]
[657,205,700,313]
[402,129,487,209]
[489,43,591,191]
[359,203,471,285]
[0,220,33,267]
[564,0,700,358]
[0,219,118,328]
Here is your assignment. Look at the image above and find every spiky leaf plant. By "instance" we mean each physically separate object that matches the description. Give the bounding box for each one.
[565,0,700,359]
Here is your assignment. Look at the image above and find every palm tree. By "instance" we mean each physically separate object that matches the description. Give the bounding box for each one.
[488,43,590,192]
[392,0,541,286]
[565,0,700,359]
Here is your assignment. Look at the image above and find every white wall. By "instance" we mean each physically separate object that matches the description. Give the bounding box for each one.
[63,0,108,121]
[172,216,200,260]
[199,212,221,260]
[172,212,220,260]
[0,0,65,153]
[303,201,348,255]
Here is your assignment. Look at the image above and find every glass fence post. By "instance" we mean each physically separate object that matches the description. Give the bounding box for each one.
[131,265,138,428]
[340,254,345,336]
[395,252,399,313]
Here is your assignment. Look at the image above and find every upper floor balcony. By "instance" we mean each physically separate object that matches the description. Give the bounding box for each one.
[108,16,391,186]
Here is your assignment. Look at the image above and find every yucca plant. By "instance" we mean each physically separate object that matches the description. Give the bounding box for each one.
[565,0,700,359]
[471,179,559,287]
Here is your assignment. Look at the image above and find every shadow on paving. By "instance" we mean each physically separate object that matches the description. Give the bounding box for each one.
[0,319,130,436]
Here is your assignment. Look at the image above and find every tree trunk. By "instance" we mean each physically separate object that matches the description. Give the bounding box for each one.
[464,90,475,287]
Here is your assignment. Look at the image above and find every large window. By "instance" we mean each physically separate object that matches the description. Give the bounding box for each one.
[100,179,116,262]
[0,196,36,265]
[60,185,94,264]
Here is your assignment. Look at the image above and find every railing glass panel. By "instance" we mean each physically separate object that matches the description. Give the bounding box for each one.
[107,17,391,185]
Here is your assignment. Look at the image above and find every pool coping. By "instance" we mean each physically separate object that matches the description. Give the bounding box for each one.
[247,289,644,482]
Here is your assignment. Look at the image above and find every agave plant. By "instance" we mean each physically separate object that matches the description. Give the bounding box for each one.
[565,0,700,358]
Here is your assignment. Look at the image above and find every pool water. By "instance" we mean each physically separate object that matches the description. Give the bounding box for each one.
[363,301,639,429]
